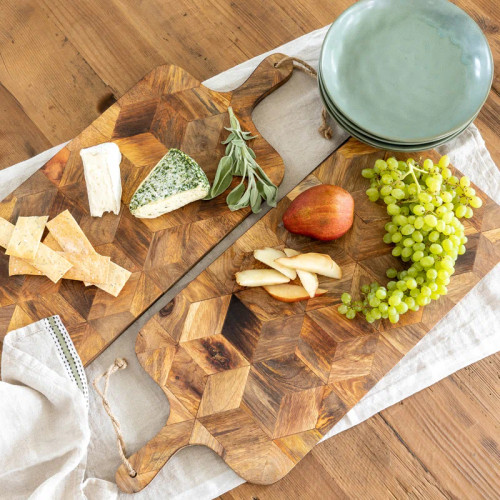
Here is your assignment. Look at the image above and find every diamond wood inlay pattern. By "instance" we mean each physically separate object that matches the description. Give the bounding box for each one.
[116,140,500,493]
[0,54,293,364]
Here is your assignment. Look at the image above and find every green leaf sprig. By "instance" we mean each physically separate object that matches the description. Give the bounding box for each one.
[204,107,278,213]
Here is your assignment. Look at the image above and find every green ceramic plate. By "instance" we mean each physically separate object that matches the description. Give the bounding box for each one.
[318,68,479,145]
[320,0,492,143]
[319,81,472,152]
[321,91,473,151]
[318,74,476,150]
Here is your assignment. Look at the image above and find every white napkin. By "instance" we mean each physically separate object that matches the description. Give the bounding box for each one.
[0,24,499,500]
[0,316,116,500]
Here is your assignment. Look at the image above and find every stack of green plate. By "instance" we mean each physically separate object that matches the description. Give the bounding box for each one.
[319,0,493,152]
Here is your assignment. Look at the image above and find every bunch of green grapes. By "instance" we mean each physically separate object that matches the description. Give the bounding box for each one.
[338,155,482,324]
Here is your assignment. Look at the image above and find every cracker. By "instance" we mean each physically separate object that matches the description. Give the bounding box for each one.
[31,244,73,283]
[46,210,95,255]
[3,217,72,282]
[43,233,63,252]
[44,222,93,285]
[61,252,111,284]
[92,261,132,297]
[3,212,130,296]
[45,211,119,288]
[5,216,48,260]
[9,256,43,276]
[0,217,14,248]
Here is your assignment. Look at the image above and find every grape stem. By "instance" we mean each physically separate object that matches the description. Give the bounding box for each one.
[401,162,423,193]
[410,166,427,174]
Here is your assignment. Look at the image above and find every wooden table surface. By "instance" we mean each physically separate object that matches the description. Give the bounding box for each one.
[0,0,498,498]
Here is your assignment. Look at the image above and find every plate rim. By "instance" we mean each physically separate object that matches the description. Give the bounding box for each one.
[318,73,477,147]
[319,80,473,152]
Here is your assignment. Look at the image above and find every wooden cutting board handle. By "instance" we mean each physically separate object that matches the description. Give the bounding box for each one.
[115,419,195,493]
[115,54,294,494]
[230,52,293,115]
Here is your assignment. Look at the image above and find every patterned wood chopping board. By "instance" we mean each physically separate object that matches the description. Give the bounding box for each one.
[116,140,500,492]
[0,54,293,365]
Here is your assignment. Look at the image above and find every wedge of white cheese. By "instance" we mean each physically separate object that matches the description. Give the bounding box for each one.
[80,142,122,217]
[129,149,210,219]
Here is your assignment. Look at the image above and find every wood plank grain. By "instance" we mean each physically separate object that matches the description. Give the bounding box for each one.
[220,450,350,499]
[381,356,500,499]
[0,0,113,144]
[41,0,343,92]
[0,84,51,169]
[222,414,450,499]
[39,0,166,96]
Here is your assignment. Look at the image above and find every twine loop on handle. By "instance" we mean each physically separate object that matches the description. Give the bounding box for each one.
[93,358,137,478]
[274,56,333,140]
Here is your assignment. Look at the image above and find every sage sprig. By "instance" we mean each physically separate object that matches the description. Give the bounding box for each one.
[204,107,278,213]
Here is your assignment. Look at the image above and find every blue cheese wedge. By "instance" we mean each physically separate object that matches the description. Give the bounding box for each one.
[80,142,122,217]
[129,149,210,218]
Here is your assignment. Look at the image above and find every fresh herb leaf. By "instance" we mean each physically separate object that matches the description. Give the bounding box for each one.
[251,194,262,213]
[249,176,259,208]
[226,181,246,207]
[204,106,279,212]
[204,155,234,200]
[228,183,251,211]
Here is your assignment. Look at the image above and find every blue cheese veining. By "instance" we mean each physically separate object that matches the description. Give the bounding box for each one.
[129,149,210,218]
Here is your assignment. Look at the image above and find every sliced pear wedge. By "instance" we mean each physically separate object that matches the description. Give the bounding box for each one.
[254,247,297,280]
[263,284,327,302]
[275,252,342,279]
[283,248,319,298]
[235,269,290,287]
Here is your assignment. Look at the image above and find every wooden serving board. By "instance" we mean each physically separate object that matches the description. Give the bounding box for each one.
[116,140,500,492]
[0,54,293,364]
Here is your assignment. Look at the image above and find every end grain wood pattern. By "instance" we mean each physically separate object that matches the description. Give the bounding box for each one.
[0,54,293,365]
[116,140,500,493]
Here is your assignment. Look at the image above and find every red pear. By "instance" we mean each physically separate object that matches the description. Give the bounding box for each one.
[283,184,354,241]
